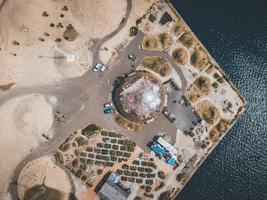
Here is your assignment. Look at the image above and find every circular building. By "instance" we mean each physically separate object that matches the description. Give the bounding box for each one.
[115,71,166,123]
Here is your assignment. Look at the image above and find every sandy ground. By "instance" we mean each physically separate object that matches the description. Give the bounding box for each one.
[0,0,126,88]
[99,0,155,65]
[0,94,53,199]
[18,156,71,200]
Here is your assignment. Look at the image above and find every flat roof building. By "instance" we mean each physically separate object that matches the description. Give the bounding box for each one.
[149,136,178,166]
[156,136,178,155]
[97,173,130,200]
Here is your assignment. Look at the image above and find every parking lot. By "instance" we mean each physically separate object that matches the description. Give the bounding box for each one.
[163,81,200,133]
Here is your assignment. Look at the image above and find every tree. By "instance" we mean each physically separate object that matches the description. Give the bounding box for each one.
[130,27,138,37]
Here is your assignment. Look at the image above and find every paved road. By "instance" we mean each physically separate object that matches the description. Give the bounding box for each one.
[1,0,189,199]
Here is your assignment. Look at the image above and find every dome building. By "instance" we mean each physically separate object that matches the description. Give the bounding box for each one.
[115,71,166,123]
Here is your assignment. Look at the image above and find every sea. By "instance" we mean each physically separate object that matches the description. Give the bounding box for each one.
[171,0,267,200]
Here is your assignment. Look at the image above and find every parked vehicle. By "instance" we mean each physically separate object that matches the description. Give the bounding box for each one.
[192,121,198,126]
[163,107,169,117]
[178,98,185,104]
[168,113,176,123]
[104,107,114,114]
[170,78,179,91]
[128,54,137,62]
[100,65,107,72]
[104,102,113,108]
[121,74,127,78]
[93,63,102,72]
[93,63,107,72]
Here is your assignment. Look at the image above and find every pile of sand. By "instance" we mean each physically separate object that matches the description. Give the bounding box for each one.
[13,94,53,137]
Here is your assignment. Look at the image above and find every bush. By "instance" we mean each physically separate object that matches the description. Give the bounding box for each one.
[212,82,219,89]
[213,73,219,79]
[159,191,172,200]
[130,26,138,37]
[158,171,166,179]
[217,77,224,83]
[179,32,196,48]
[136,18,142,25]
[82,124,100,137]
[176,172,188,183]
[59,143,70,152]
[54,151,64,163]
[141,56,172,76]
[122,164,129,169]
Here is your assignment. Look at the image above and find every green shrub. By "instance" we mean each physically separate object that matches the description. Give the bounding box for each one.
[82,124,100,137]
[217,77,224,83]
[212,82,219,88]
[130,26,138,37]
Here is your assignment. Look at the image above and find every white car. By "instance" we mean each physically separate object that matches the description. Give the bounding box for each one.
[104,102,113,108]
[178,98,185,104]
[100,65,107,72]
[93,63,102,72]
[128,54,137,62]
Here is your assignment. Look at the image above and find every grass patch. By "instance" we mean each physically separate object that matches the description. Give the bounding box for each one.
[172,48,189,65]
[191,47,210,71]
[172,22,185,37]
[142,36,159,50]
[158,33,172,49]
[186,76,211,102]
[209,128,220,143]
[194,76,211,95]
[196,100,220,125]
[176,172,188,183]
[215,119,229,134]
[141,56,172,76]
[129,26,138,37]
[81,124,100,137]
[179,31,197,48]
[115,114,142,132]
[142,33,172,51]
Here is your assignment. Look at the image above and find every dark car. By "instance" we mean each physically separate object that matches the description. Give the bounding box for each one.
[104,107,114,114]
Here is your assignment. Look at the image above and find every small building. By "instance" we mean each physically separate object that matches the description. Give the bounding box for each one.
[149,137,177,166]
[156,136,177,155]
[97,173,130,200]
[160,12,173,25]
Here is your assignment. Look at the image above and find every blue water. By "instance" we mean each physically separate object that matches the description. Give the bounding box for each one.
[171,0,267,200]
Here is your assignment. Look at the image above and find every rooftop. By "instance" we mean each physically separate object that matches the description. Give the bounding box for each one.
[98,173,130,200]
[115,71,166,123]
